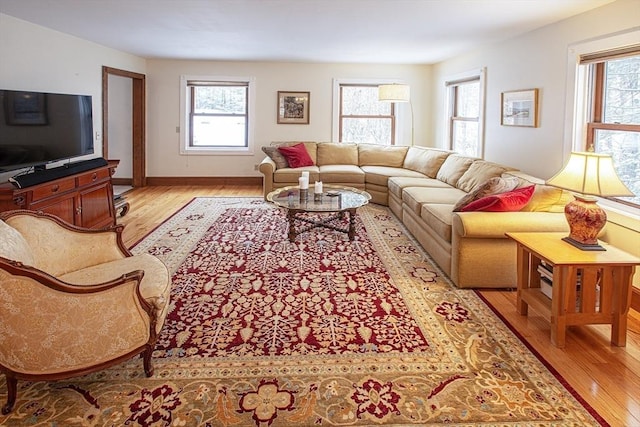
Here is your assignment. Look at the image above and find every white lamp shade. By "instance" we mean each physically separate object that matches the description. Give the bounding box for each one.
[378,84,410,102]
[546,151,634,197]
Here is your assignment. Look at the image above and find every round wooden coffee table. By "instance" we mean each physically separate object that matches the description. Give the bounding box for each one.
[267,185,371,242]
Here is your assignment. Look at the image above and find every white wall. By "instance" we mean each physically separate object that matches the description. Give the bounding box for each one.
[146,60,430,177]
[0,13,146,181]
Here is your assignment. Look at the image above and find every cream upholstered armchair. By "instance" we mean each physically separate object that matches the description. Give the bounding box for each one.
[0,210,171,414]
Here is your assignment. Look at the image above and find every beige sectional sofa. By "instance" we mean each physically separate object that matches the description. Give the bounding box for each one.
[259,142,571,289]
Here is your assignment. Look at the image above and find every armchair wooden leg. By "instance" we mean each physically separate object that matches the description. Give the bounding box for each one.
[142,348,154,377]
[2,375,17,415]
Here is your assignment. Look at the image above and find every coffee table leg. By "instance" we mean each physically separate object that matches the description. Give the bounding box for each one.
[348,209,356,240]
[287,210,297,242]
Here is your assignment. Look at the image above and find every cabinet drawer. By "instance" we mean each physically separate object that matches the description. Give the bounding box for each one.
[77,168,110,186]
[31,178,76,201]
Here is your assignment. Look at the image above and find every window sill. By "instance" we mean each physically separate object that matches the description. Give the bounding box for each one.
[599,199,640,232]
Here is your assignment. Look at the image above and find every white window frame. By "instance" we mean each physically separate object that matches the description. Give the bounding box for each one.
[443,68,486,158]
[332,78,404,144]
[179,75,256,155]
[564,29,640,216]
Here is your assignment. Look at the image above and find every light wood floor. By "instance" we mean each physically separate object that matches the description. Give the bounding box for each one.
[119,185,640,427]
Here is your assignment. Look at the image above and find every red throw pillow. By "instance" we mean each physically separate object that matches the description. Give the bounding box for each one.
[460,185,536,212]
[277,143,314,168]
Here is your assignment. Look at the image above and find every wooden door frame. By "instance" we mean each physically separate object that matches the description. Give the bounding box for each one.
[102,66,146,187]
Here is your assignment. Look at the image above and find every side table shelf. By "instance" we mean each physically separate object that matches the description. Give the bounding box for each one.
[507,232,640,348]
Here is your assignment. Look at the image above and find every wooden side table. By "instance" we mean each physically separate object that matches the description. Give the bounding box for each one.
[507,232,640,348]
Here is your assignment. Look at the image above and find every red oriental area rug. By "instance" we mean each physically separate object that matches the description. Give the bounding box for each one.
[0,198,606,426]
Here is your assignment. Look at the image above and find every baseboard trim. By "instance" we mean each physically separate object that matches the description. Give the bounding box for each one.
[145,176,262,186]
[112,178,133,186]
[632,287,640,313]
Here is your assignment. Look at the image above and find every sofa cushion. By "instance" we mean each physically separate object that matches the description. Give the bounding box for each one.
[319,164,365,184]
[402,186,467,215]
[459,185,535,212]
[456,160,512,193]
[453,176,521,212]
[317,143,358,166]
[420,203,455,243]
[59,253,170,334]
[358,144,408,167]
[361,165,426,186]
[388,177,451,199]
[278,143,315,168]
[403,147,452,178]
[436,155,476,187]
[261,146,289,169]
[273,166,320,183]
[0,220,34,265]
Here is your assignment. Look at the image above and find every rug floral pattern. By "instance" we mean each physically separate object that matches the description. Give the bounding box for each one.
[0,198,604,426]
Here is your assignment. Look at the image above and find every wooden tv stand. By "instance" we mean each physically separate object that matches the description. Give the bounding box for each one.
[0,160,119,229]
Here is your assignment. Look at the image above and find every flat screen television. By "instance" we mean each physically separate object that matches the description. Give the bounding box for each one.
[0,89,94,173]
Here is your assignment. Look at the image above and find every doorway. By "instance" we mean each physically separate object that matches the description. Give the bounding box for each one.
[102,66,146,187]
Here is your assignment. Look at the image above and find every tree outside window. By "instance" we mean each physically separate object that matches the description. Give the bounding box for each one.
[585,53,640,207]
[445,70,484,158]
[188,82,248,148]
[339,85,395,145]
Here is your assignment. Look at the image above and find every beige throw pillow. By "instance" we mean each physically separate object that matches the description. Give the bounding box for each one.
[456,160,510,193]
[403,148,451,178]
[436,155,476,186]
[453,176,520,212]
[520,185,565,212]
[261,146,289,169]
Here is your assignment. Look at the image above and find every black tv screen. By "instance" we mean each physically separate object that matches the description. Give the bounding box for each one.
[0,89,94,173]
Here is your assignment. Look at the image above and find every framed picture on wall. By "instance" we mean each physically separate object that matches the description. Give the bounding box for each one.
[4,91,48,125]
[277,91,310,124]
[501,89,538,127]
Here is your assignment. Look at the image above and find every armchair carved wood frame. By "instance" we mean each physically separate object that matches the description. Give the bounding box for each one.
[0,210,170,414]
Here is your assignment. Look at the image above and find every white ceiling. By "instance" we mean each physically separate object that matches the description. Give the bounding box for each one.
[0,0,616,64]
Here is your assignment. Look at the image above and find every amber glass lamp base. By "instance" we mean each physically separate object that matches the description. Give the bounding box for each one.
[563,194,607,251]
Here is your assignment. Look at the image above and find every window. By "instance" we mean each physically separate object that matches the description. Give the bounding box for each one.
[445,69,485,157]
[180,76,255,155]
[338,84,396,145]
[580,47,640,207]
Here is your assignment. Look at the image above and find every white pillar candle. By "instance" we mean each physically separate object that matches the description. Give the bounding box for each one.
[301,171,310,180]
[314,181,323,193]
[299,176,309,189]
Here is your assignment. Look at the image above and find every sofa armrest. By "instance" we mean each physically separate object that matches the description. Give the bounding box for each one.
[0,260,152,375]
[259,157,276,199]
[259,156,276,174]
[453,211,569,239]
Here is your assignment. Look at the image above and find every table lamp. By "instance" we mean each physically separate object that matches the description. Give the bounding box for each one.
[378,83,414,146]
[546,151,634,251]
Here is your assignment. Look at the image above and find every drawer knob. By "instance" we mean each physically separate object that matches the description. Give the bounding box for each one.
[92,173,98,181]
[51,185,59,192]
